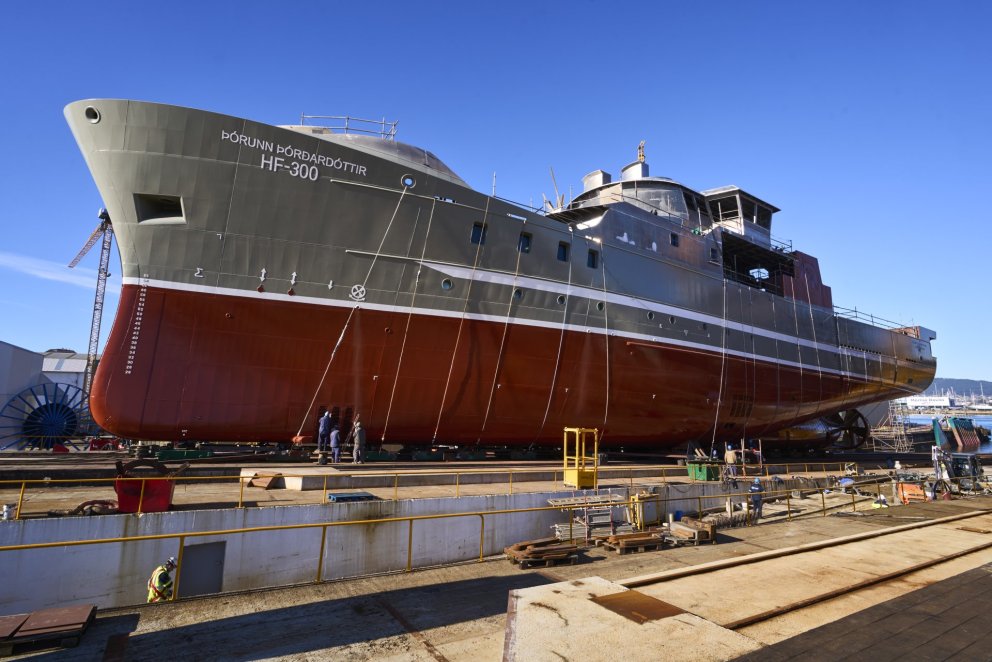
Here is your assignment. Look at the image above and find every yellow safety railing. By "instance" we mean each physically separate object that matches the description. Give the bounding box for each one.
[0,461,895,520]
[3,473,982,604]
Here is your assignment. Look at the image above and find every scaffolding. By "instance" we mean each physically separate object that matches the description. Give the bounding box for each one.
[869,400,914,453]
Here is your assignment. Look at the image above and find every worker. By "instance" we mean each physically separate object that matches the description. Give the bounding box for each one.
[724,443,738,476]
[749,478,764,524]
[348,420,366,464]
[147,557,177,603]
[330,424,341,463]
[318,411,332,452]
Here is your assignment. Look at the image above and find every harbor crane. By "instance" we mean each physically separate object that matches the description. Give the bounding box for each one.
[68,208,113,396]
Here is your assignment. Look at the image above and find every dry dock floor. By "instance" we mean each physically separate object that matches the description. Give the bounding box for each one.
[9,494,992,661]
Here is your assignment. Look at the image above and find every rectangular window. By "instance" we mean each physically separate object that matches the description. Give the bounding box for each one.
[518,232,532,253]
[710,247,719,262]
[587,249,599,269]
[557,241,570,262]
[670,233,680,247]
[471,223,487,245]
[742,199,757,223]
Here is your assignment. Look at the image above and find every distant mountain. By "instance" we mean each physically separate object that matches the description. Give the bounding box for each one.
[922,378,992,398]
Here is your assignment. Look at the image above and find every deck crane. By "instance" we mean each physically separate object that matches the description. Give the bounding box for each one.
[68,208,113,396]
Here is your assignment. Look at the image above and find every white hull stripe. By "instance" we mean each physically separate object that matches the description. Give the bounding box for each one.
[422,261,870,360]
[122,276,909,388]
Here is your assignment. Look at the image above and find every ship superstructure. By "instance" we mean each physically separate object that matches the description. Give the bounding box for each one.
[65,100,936,447]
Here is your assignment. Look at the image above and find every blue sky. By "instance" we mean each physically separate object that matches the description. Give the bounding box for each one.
[1,1,989,378]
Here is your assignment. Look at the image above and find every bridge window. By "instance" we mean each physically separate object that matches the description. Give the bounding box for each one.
[518,232,532,253]
[557,241,570,262]
[587,249,599,269]
[471,223,487,245]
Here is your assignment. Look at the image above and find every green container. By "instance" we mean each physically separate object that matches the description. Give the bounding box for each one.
[687,462,719,481]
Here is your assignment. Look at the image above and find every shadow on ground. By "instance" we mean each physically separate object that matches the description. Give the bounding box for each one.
[24,573,552,661]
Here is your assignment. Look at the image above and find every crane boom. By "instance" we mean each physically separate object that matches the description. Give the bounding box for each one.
[67,223,105,268]
[68,209,113,395]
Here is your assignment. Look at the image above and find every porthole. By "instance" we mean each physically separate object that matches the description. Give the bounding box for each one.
[441,278,453,290]
[84,106,101,124]
[401,174,416,188]
[647,311,655,320]
[669,316,677,325]
[513,288,523,301]
[556,294,566,305]
[701,323,708,331]
[596,302,605,312]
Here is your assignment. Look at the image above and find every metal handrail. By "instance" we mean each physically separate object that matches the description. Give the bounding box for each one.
[298,114,398,140]
[0,461,861,519]
[5,470,975,605]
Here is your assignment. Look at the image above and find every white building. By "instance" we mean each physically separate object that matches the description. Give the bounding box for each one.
[900,395,956,409]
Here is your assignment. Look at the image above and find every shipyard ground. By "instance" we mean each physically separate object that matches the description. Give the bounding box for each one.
[4,459,991,661]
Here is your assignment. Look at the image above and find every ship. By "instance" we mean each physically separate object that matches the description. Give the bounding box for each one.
[64,100,937,450]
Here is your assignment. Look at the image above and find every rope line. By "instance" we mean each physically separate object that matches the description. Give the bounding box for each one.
[294,186,409,438]
[380,199,437,441]
[709,277,728,450]
[536,227,574,439]
[599,242,611,431]
[433,197,492,441]
[480,221,526,436]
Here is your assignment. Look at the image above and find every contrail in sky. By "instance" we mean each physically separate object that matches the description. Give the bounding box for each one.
[0,251,120,294]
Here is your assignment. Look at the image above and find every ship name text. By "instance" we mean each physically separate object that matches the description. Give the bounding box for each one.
[221,129,368,180]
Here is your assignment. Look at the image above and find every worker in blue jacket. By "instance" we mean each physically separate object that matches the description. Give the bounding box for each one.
[749,478,764,524]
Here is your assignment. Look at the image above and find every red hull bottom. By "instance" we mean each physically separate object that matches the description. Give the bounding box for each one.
[90,286,911,448]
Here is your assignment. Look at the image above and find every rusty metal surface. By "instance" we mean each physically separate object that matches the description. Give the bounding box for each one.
[590,590,684,624]
[17,604,95,636]
[0,614,29,639]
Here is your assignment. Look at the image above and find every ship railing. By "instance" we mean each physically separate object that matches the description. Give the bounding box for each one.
[833,305,909,331]
[298,114,398,140]
[0,471,944,608]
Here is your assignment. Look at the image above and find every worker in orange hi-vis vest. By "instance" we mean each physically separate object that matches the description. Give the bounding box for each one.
[147,557,177,603]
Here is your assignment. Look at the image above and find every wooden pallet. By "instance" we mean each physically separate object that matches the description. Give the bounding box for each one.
[504,538,580,569]
[595,530,669,555]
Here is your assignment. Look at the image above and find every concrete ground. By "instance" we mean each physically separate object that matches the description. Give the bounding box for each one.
[8,494,992,661]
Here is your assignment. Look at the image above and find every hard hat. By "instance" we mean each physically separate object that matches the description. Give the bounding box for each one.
[166,556,177,568]
[753,478,761,484]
